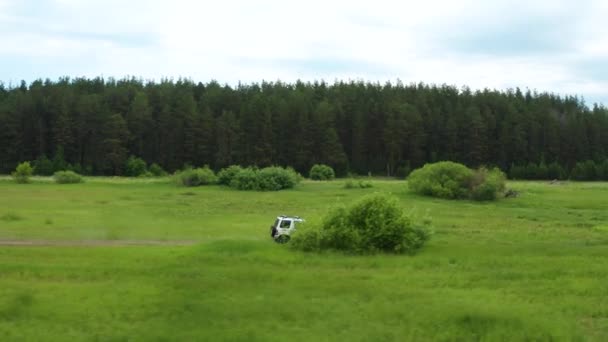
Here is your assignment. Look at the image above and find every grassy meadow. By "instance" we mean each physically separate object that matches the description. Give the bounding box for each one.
[1,177,608,340]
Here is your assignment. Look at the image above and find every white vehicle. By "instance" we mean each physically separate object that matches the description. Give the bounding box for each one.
[270,215,304,243]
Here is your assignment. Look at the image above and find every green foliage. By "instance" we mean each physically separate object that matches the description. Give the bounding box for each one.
[395,162,412,178]
[124,156,148,177]
[408,161,473,199]
[229,166,299,191]
[309,164,335,180]
[174,167,217,187]
[52,146,67,172]
[344,179,374,189]
[217,165,243,185]
[571,160,598,181]
[148,163,167,177]
[409,162,505,201]
[1,78,606,178]
[292,193,431,254]
[598,160,608,181]
[470,167,507,201]
[53,170,84,184]
[12,161,33,183]
[33,155,54,176]
[547,162,567,180]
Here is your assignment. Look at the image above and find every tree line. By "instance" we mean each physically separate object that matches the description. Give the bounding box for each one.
[1,77,607,178]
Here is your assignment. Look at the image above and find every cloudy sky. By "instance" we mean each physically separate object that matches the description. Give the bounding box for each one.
[1,0,607,105]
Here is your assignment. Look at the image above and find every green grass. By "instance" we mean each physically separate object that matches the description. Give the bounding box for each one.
[1,178,608,340]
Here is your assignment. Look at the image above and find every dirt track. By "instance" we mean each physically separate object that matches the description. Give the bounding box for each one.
[0,239,198,247]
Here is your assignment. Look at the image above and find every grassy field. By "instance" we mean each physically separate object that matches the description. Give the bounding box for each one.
[1,177,608,341]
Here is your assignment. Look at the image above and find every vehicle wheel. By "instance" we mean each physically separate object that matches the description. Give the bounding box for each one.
[274,235,290,244]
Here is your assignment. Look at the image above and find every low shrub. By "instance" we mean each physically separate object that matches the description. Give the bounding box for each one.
[149,163,167,177]
[125,156,148,177]
[33,155,54,176]
[229,166,299,191]
[259,166,299,190]
[309,164,335,180]
[230,167,260,190]
[12,162,34,184]
[174,166,217,187]
[217,165,243,185]
[344,179,374,189]
[53,170,84,184]
[408,161,506,201]
[407,161,473,199]
[469,167,506,201]
[291,193,431,254]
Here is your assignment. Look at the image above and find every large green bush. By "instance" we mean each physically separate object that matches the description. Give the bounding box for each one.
[148,163,167,177]
[12,162,34,184]
[229,166,299,191]
[291,193,431,254]
[217,165,243,185]
[174,167,217,187]
[469,167,506,201]
[125,156,148,177]
[53,170,84,184]
[309,164,335,180]
[408,162,506,201]
[407,161,473,199]
[33,155,54,176]
[230,167,260,190]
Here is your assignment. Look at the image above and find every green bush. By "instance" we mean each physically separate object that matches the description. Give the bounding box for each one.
[408,162,506,201]
[149,163,167,177]
[407,161,473,199]
[259,166,299,190]
[229,166,299,191]
[571,160,598,181]
[217,165,243,185]
[344,179,374,189]
[33,155,54,176]
[291,193,431,254]
[230,167,260,190]
[470,167,506,201]
[12,162,34,184]
[53,170,84,184]
[309,164,335,180]
[125,156,148,177]
[174,166,217,187]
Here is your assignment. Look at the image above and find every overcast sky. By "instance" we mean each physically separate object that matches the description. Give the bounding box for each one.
[1,0,607,106]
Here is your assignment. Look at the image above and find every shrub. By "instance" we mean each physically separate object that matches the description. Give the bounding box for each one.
[149,163,167,177]
[309,164,335,180]
[291,193,431,254]
[408,162,506,201]
[547,162,566,180]
[12,162,34,184]
[344,179,373,189]
[571,160,597,181]
[258,166,299,190]
[469,167,506,201]
[217,165,243,185]
[174,166,217,187]
[53,170,84,184]
[230,167,260,190]
[229,166,299,191]
[395,163,412,178]
[407,161,473,199]
[33,155,54,176]
[125,156,147,177]
[599,160,608,181]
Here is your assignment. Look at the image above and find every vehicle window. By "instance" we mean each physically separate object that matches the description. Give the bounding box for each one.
[280,220,291,228]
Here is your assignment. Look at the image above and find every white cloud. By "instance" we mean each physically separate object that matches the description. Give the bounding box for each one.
[0,0,607,104]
